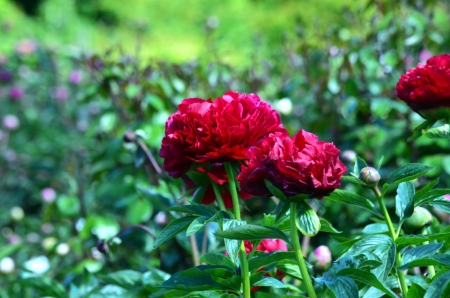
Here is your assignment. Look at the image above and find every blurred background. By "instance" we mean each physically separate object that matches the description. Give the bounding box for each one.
[1,0,450,297]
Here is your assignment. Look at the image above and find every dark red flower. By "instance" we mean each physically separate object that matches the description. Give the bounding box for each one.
[238,130,346,199]
[396,54,450,120]
[160,92,287,178]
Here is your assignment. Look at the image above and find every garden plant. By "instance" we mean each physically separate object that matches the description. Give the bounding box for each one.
[1,1,450,298]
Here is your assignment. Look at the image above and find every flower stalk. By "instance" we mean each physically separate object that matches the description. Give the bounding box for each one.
[372,186,408,296]
[290,202,317,298]
[224,163,251,298]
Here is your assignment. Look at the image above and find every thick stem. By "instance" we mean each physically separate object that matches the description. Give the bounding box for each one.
[373,186,409,296]
[422,230,436,278]
[290,202,317,298]
[224,163,250,298]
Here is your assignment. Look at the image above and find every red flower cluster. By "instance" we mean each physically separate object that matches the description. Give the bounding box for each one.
[396,54,450,120]
[160,91,287,178]
[238,130,347,199]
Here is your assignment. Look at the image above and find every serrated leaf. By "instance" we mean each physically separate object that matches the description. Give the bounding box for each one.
[296,201,321,236]
[319,219,342,233]
[216,224,289,243]
[387,163,434,185]
[326,189,382,217]
[395,181,415,221]
[154,216,198,248]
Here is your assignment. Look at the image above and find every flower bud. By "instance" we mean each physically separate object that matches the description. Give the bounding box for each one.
[10,206,24,221]
[341,150,356,164]
[0,257,15,274]
[403,207,432,234]
[123,131,137,143]
[359,167,380,186]
[308,245,332,272]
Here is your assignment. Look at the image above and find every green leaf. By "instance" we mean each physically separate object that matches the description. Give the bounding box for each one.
[168,205,217,217]
[0,243,21,260]
[401,242,444,265]
[353,156,368,177]
[398,254,450,270]
[275,201,290,224]
[153,216,198,248]
[57,195,81,217]
[296,201,321,236]
[248,251,296,272]
[261,214,276,227]
[276,260,304,280]
[126,199,153,224]
[186,211,231,236]
[322,276,359,298]
[192,186,207,204]
[252,277,286,288]
[430,199,450,213]
[407,119,436,142]
[264,180,287,200]
[407,283,426,298]
[414,188,450,206]
[395,181,415,221]
[342,176,366,186]
[326,189,382,217]
[319,219,342,233]
[200,253,235,270]
[362,223,389,234]
[396,235,429,249]
[99,270,143,289]
[17,277,68,298]
[337,268,397,297]
[223,220,246,266]
[216,224,290,243]
[387,163,434,185]
[424,124,450,139]
[377,155,384,171]
[424,270,450,298]
[414,178,439,204]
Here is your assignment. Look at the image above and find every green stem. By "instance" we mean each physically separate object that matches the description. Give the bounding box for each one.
[290,202,317,298]
[211,180,227,211]
[373,186,408,297]
[422,230,436,278]
[224,163,250,298]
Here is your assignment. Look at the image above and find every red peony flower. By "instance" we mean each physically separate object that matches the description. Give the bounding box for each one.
[238,130,346,199]
[160,91,287,178]
[396,54,450,120]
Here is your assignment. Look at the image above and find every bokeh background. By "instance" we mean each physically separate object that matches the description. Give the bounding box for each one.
[1,0,450,297]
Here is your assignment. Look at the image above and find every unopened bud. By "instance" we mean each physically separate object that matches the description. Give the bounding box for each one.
[359,167,380,186]
[403,207,432,234]
[123,131,137,143]
[308,245,332,272]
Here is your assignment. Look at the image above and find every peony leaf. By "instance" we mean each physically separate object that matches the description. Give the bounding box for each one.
[387,163,434,185]
[423,123,450,139]
[414,178,439,204]
[398,254,450,270]
[296,201,321,236]
[326,189,382,217]
[200,253,236,270]
[395,181,415,221]
[252,277,286,288]
[407,119,436,142]
[319,219,342,233]
[153,216,198,249]
[337,269,397,297]
[342,175,366,186]
[215,224,290,243]
[352,156,368,177]
[264,180,287,201]
[248,251,296,272]
[424,270,450,298]
[222,220,246,266]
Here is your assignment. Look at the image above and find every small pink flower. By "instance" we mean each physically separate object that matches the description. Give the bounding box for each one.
[69,70,83,85]
[16,39,37,55]
[419,50,432,63]
[3,115,20,131]
[53,87,69,101]
[10,87,24,100]
[41,188,56,203]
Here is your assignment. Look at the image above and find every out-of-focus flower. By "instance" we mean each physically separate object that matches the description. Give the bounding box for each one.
[308,245,332,271]
[160,91,287,178]
[42,237,57,252]
[9,87,23,100]
[206,16,219,29]
[26,233,40,244]
[10,206,24,221]
[56,243,70,256]
[238,130,346,199]
[41,223,54,234]
[420,50,432,62]
[3,115,20,131]
[41,188,57,203]
[7,234,21,244]
[23,256,50,274]
[340,150,356,164]
[16,39,37,55]
[0,257,15,274]
[0,70,12,82]
[154,211,168,226]
[69,70,83,85]
[396,54,450,120]
[53,86,69,101]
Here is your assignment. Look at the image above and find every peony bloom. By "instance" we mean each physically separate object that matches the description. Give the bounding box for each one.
[160,91,287,178]
[396,54,450,120]
[238,130,346,199]
[308,245,332,271]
